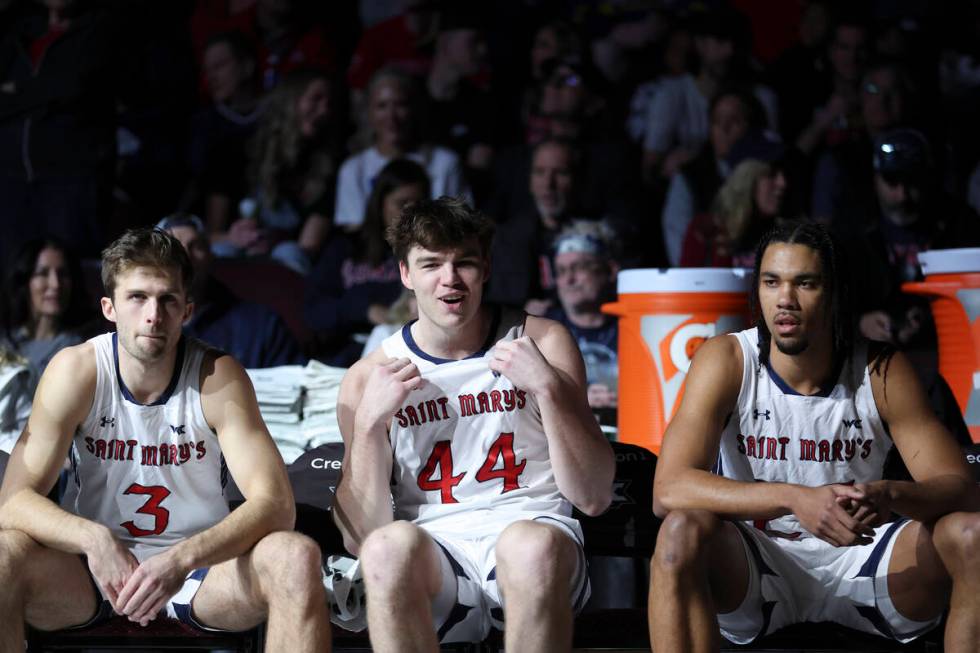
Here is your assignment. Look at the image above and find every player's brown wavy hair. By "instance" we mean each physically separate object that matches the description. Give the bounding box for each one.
[386,197,495,264]
[101,228,194,301]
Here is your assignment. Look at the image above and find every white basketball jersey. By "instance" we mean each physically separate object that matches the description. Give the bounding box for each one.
[382,308,577,537]
[62,333,229,562]
[717,328,893,539]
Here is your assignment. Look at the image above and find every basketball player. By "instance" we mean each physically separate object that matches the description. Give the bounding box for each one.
[334,197,614,650]
[0,229,331,652]
[650,221,980,652]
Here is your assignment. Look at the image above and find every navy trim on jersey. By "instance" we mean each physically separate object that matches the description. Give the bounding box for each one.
[763,357,844,398]
[113,332,186,406]
[401,305,503,365]
[852,519,907,579]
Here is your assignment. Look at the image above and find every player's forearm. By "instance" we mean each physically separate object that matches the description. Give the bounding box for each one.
[167,493,295,573]
[886,475,980,524]
[654,467,796,520]
[334,419,395,553]
[0,488,112,556]
[537,380,614,516]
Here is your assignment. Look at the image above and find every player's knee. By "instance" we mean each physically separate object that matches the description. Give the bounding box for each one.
[933,511,980,569]
[359,521,429,591]
[496,521,573,590]
[653,510,719,574]
[254,532,324,599]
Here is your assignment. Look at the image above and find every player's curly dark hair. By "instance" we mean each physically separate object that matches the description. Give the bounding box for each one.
[386,197,495,264]
[750,221,855,368]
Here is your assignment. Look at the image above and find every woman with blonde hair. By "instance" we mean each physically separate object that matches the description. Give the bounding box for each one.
[680,157,792,267]
[211,68,339,274]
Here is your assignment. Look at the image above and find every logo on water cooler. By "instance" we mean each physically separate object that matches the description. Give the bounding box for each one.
[641,314,743,421]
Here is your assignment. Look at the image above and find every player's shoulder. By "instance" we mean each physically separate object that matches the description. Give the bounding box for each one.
[45,340,97,381]
[523,314,571,344]
[199,348,252,394]
[687,333,745,389]
[343,346,391,388]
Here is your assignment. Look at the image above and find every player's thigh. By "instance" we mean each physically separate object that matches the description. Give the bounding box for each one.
[190,531,323,631]
[2,531,101,630]
[708,520,753,613]
[886,520,951,623]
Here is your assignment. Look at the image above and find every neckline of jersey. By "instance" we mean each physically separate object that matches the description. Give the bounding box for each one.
[112,332,187,406]
[401,305,503,365]
[764,355,844,398]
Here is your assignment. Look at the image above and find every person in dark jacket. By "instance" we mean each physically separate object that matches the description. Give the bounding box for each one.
[157,213,305,369]
[304,158,429,366]
[0,0,132,266]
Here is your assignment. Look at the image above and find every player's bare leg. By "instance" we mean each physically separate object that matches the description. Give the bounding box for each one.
[649,510,749,653]
[0,530,101,653]
[496,520,577,653]
[191,531,331,653]
[887,513,980,653]
[359,520,444,653]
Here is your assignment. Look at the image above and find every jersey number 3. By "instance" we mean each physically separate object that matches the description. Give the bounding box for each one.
[120,483,171,537]
[417,432,527,503]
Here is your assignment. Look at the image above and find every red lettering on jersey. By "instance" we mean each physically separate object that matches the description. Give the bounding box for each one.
[196,440,206,459]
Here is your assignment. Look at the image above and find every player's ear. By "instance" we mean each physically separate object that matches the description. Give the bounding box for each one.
[100,296,116,323]
[399,259,414,290]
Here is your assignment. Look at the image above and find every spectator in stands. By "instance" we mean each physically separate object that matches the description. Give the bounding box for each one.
[811,60,916,225]
[486,139,583,310]
[158,213,306,369]
[841,129,980,347]
[212,68,336,275]
[425,10,493,176]
[0,237,92,389]
[545,220,620,415]
[346,0,438,95]
[334,67,469,230]
[306,158,429,366]
[662,87,765,266]
[794,16,869,155]
[640,7,777,183]
[680,156,793,268]
[184,31,263,232]
[190,0,337,92]
[0,0,132,266]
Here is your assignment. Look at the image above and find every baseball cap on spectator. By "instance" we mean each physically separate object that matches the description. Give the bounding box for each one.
[872,128,932,183]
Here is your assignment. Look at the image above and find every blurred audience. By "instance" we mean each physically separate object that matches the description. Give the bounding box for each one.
[213,68,337,275]
[544,219,620,417]
[334,67,469,230]
[184,30,263,228]
[305,158,428,366]
[158,213,305,368]
[0,237,92,388]
[662,87,765,265]
[839,129,980,347]
[681,154,796,268]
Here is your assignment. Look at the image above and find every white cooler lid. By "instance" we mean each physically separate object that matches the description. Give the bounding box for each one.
[917,249,980,275]
[617,268,752,293]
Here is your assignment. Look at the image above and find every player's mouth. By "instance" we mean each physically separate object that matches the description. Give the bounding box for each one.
[773,313,800,335]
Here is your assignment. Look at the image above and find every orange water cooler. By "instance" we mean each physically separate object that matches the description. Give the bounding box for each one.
[602,269,752,453]
[902,248,980,442]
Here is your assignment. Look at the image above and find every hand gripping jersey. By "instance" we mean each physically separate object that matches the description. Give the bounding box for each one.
[381,308,578,537]
[716,328,892,539]
[61,333,228,562]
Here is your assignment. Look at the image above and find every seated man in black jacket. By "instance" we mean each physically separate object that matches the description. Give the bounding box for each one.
[157,213,305,369]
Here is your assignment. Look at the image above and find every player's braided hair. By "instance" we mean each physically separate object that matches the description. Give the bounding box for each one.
[101,228,194,301]
[750,221,855,368]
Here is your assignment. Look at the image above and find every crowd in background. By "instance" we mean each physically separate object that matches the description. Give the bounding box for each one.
[1,0,980,425]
